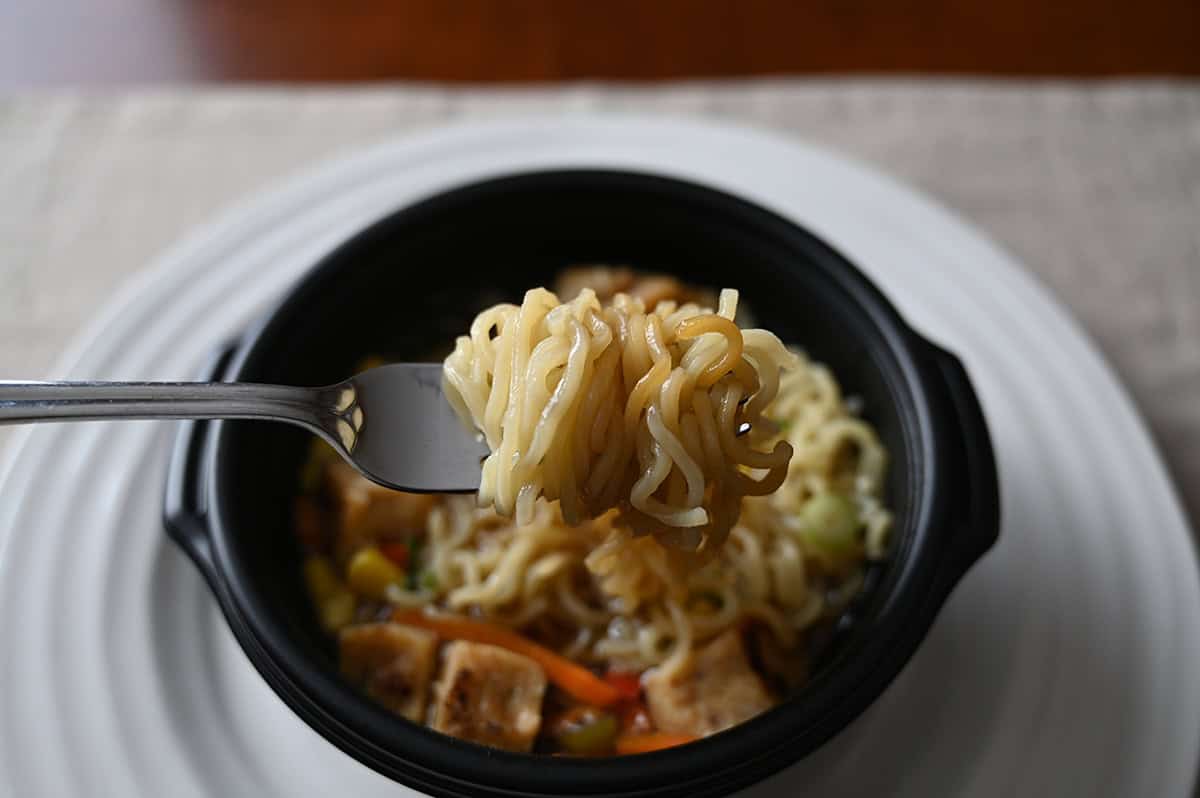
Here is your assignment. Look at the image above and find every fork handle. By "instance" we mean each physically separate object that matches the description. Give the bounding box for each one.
[0,380,322,426]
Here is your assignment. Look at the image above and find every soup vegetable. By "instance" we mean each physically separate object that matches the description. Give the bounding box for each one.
[295,268,891,755]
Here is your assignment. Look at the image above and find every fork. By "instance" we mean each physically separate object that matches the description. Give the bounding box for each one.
[0,364,488,493]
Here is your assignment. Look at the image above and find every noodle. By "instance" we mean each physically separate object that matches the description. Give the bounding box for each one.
[370,343,892,675]
[443,287,795,553]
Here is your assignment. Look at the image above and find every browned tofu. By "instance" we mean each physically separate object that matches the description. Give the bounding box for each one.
[554,265,715,312]
[324,462,437,561]
[628,276,691,310]
[554,265,636,303]
[431,641,547,752]
[643,629,775,736]
[340,623,438,723]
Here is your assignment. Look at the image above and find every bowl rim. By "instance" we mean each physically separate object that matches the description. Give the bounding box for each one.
[171,168,998,797]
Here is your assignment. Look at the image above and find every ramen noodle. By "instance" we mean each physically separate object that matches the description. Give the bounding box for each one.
[442,286,794,554]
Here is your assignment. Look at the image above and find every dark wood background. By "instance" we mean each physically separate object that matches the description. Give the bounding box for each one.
[2,0,1198,85]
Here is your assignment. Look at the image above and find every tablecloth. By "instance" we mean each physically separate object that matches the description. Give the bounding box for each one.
[1,80,1197,526]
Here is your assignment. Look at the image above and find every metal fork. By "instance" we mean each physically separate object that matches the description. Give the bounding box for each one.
[0,364,488,493]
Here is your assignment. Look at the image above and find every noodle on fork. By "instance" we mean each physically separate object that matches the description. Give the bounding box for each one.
[443,286,796,552]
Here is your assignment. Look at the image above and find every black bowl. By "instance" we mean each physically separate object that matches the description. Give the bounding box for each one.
[164,170,999,797]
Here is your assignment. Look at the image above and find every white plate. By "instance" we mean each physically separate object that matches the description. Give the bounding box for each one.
[0,116,1196,798]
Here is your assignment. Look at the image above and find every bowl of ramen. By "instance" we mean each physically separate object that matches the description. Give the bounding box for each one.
[164,170,999,797]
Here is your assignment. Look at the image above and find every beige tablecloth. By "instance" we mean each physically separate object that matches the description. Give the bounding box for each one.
[1,81,1198,527]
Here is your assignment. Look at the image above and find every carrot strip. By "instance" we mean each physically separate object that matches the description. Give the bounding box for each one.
[603,670,642,702]
[392,610,622,707]
[615,732,698,755]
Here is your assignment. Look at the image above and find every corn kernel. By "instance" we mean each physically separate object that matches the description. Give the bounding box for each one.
[346,546,405,601]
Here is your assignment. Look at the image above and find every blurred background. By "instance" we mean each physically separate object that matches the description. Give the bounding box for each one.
[1,0,1198,84]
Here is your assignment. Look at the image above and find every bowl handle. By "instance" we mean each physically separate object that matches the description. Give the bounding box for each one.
[924,341,1002,593]
[162,342,239,590]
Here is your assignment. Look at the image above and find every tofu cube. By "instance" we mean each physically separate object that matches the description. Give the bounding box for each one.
[324,462,437,560]
[340,623,438,723]
[431,640,548,752]
[643,629,775,736]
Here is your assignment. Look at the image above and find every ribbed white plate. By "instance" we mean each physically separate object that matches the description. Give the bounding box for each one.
[0,117,1196,798]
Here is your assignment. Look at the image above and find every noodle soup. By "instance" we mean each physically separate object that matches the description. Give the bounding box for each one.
[294,269,891,756]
